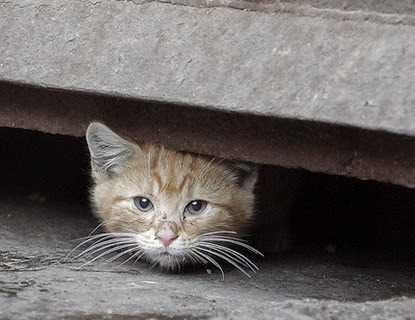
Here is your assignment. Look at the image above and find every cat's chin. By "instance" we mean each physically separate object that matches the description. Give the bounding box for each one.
[148,251,185,271]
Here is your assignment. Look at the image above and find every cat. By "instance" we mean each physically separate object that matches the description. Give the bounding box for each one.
[75,122,263,277]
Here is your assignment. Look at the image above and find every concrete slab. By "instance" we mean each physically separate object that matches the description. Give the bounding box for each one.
[1,192,414,319]
[1,0,415,137]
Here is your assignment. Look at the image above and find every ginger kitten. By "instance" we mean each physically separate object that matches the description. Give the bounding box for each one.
[78,122,262,277]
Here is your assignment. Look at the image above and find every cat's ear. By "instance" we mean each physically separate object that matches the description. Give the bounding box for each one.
[86,122,137,177]
[228,162,259,191]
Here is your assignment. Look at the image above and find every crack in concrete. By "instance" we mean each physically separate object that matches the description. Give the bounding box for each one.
[0,280,36,298]
[161,0,415,26]
[114,0,415,26]
[0,251,60,272]
[1,0,415,26]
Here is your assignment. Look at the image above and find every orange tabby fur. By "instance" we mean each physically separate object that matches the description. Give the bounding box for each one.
[86,122,258,271]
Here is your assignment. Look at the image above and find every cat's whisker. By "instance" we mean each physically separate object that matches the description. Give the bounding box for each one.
[183,253,196,265]
[78,237,128,254]
[196,247,251,278]
[200,230,237,237]
[70,231,110,243]
[174,256,181,272]
[69,231,114,245]
[200,234,248,243]
[184,249,202,265]
[81,239,138,260]
[69,232,137,252]
[78,242,138,269]
[194,253,208,265]
[87,222,106,236]
[66,233,118,259]
[75,237,136,259]
[101,246,142,266]
[150,259,160,270]
[114,249,144,268]
[184,249,206,265]
[72,232,135,242]
[197,242,259,272]
[198,230,238,237]
[132,251,147,266]
[199,236,264,256]
[193,248,225,281]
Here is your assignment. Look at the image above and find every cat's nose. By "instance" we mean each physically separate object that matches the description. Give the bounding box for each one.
[157,233,178,247]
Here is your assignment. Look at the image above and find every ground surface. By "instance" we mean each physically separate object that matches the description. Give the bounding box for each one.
[1,193,414,320]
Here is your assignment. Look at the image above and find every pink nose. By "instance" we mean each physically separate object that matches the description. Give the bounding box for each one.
[157,234,178,247]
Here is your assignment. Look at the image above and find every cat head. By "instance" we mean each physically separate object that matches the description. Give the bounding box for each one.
[85,122,258,271]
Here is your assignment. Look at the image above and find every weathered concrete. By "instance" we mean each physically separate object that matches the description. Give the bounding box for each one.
[1,193,414,320]
[1,0,415,137]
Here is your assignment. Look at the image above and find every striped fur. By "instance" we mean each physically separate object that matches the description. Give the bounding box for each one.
[85,122,259,272]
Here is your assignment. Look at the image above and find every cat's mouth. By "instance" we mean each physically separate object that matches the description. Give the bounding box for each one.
[159,246,181,256]
[159,247,174,256]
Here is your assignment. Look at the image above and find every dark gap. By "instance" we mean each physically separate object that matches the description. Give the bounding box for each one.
[292,171,415,260]
[1,126,414,262]
[0,127,90,205]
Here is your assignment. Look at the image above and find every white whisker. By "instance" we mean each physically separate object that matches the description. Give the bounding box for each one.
[184,249,206,265]
[197,247,251,278]
[199,230,237,237]
[132,251,146,266]
[150,259,160,270]
[101,246,142,266]
[199,236,264,256]
[76,237,135,259]
[193,248,225,281]
[114,249,144,268]
[66,233,116,259]
[71,232,135,243]
[174,256,181,272]
[198,242,259,272]
[201,234,248,243]
[87,222,105,236]
[68,226,262,279]
[78,242,138,269]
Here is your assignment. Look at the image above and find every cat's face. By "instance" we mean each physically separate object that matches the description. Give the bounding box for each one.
[85,122,258,271]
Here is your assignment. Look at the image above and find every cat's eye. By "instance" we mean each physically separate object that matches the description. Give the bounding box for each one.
[134,197,154,212]
[185,200,207,215]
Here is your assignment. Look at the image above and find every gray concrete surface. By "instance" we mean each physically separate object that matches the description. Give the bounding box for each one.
[1,0,415,137]
[1,193,414,319]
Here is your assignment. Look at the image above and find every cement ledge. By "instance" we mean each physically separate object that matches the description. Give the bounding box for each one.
[1,0,415,136]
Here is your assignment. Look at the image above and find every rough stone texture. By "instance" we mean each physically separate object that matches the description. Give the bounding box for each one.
[1,193,415,320]
[1,0,415,138]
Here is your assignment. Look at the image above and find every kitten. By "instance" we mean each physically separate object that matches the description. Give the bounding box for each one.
[79,122,262,277]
